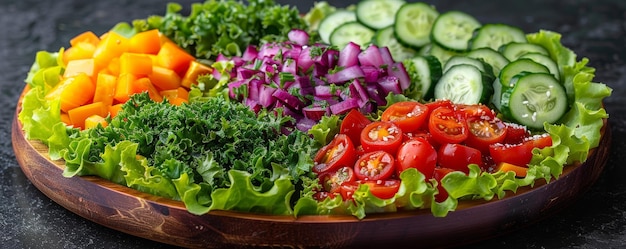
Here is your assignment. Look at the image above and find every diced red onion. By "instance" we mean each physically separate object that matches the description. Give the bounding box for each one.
[288,29,310,46]
[338,42,361,68]
[388,62,411,91]
[329,97,359,115]
[273,88,305,110]
[378,76,402,95]
[326,65,364,84]
[358,44,383,67]
[379,46,395,66]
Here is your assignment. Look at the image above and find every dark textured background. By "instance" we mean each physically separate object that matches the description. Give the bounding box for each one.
[1,0,625,248]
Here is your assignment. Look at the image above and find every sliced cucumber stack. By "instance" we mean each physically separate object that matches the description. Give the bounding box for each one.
[404,55,442,100]
[443,55,495,79]
[519,52,561,82]
[500,72,568,130]
[431,11,481,52]
[356,0,405,30]
[467,47,510,76]
[394,2,439,48]
[434,64,493,105]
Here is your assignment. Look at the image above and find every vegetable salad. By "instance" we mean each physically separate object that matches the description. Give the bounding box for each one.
[19,0,611,219]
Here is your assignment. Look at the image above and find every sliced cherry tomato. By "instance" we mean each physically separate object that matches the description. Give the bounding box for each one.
[319,166,356,193]
[381,101,429,133]
[503,122,530,144]
[340,180,401,200]
[438,143,483,174]
[465,116,507,153]
[340,109,371,146]
[489,133,552,167]
[360,121,403,154]
[313,134,357,173]
[354,151,396,181]
[428,106,468,144]
[455,103,495,120]
[403,129,439,148]
[433,167,455,202]
[396,137,437,179]
[425,99,454,113]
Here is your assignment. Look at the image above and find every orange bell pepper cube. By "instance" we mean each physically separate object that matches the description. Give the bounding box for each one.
[181,60,212,89]
[109,103,124,119]
[60,112,71,125]
[168,97,189,106]
[93,73,117,106]
[156,42,195,75]
[113,73,138,103]
[119,53,153,76]
[159,87,189,101]
[63,58,97,80]
[133,77,163,102]
[63,42,96,65]
[149,66,181,91]
[68,101,108,129]
[70,31,100,47]
[93,31,129,69]
[84,114,109,129]
[129,29,161,55]
[45,73,95,113]
[107,57,121,76]
[496,162,528,177]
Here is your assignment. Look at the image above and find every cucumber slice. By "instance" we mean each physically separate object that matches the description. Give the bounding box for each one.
[373,26,417,61]
[491,78,503,111]
[499,42,549,61]
[329,21,375,49]
[434,64,493,104]
[431,11,481,52]
[404,55,442,100]
[443,55,494,78]
[519,52,560,82]
[394,2,439,48]
[318,10,357,44]
[467,47,509,76]
[428,43,462,65]
[500,73,568,130]
[469,23,527,51]
[356,0,405,30]
[499,58,550,87]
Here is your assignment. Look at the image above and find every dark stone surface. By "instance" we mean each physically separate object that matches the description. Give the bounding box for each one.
[1,0,624,248]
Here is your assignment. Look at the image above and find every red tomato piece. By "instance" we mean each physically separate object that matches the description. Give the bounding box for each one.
[381,101,429,133]
[360,121,403,154]
[319,166,356,193]
[489,133,552,167]
[433,167,455,202]
[313,134,357,174]
[340,180,401,200]
[465,116,508,153]
[396,137,437,179]
[354,151,396,181]
[503,122,530,144]
[437,143,483,174]
[428,106,468,145]
[340,109,371,146]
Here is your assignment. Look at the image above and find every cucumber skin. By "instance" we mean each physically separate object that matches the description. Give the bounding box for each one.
[434,64,494,105]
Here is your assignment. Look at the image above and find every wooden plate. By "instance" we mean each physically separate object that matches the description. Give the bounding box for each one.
[11,87,611,248]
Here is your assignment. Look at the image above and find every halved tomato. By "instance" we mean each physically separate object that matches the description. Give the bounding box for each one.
[360,121,403,154]
[396,137,437,179]
[340,109,371,146]
[503,122,530,145]
[381,101,429,133]
[455,103,495,120]
[428,106,468,145]
[354,150,396,181]
[438,143,483,174]
[465,116,507,153]
[313,134,357,173]
[319,166,356,193]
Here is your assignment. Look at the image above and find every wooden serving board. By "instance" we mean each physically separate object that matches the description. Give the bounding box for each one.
[11,88,611,248]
